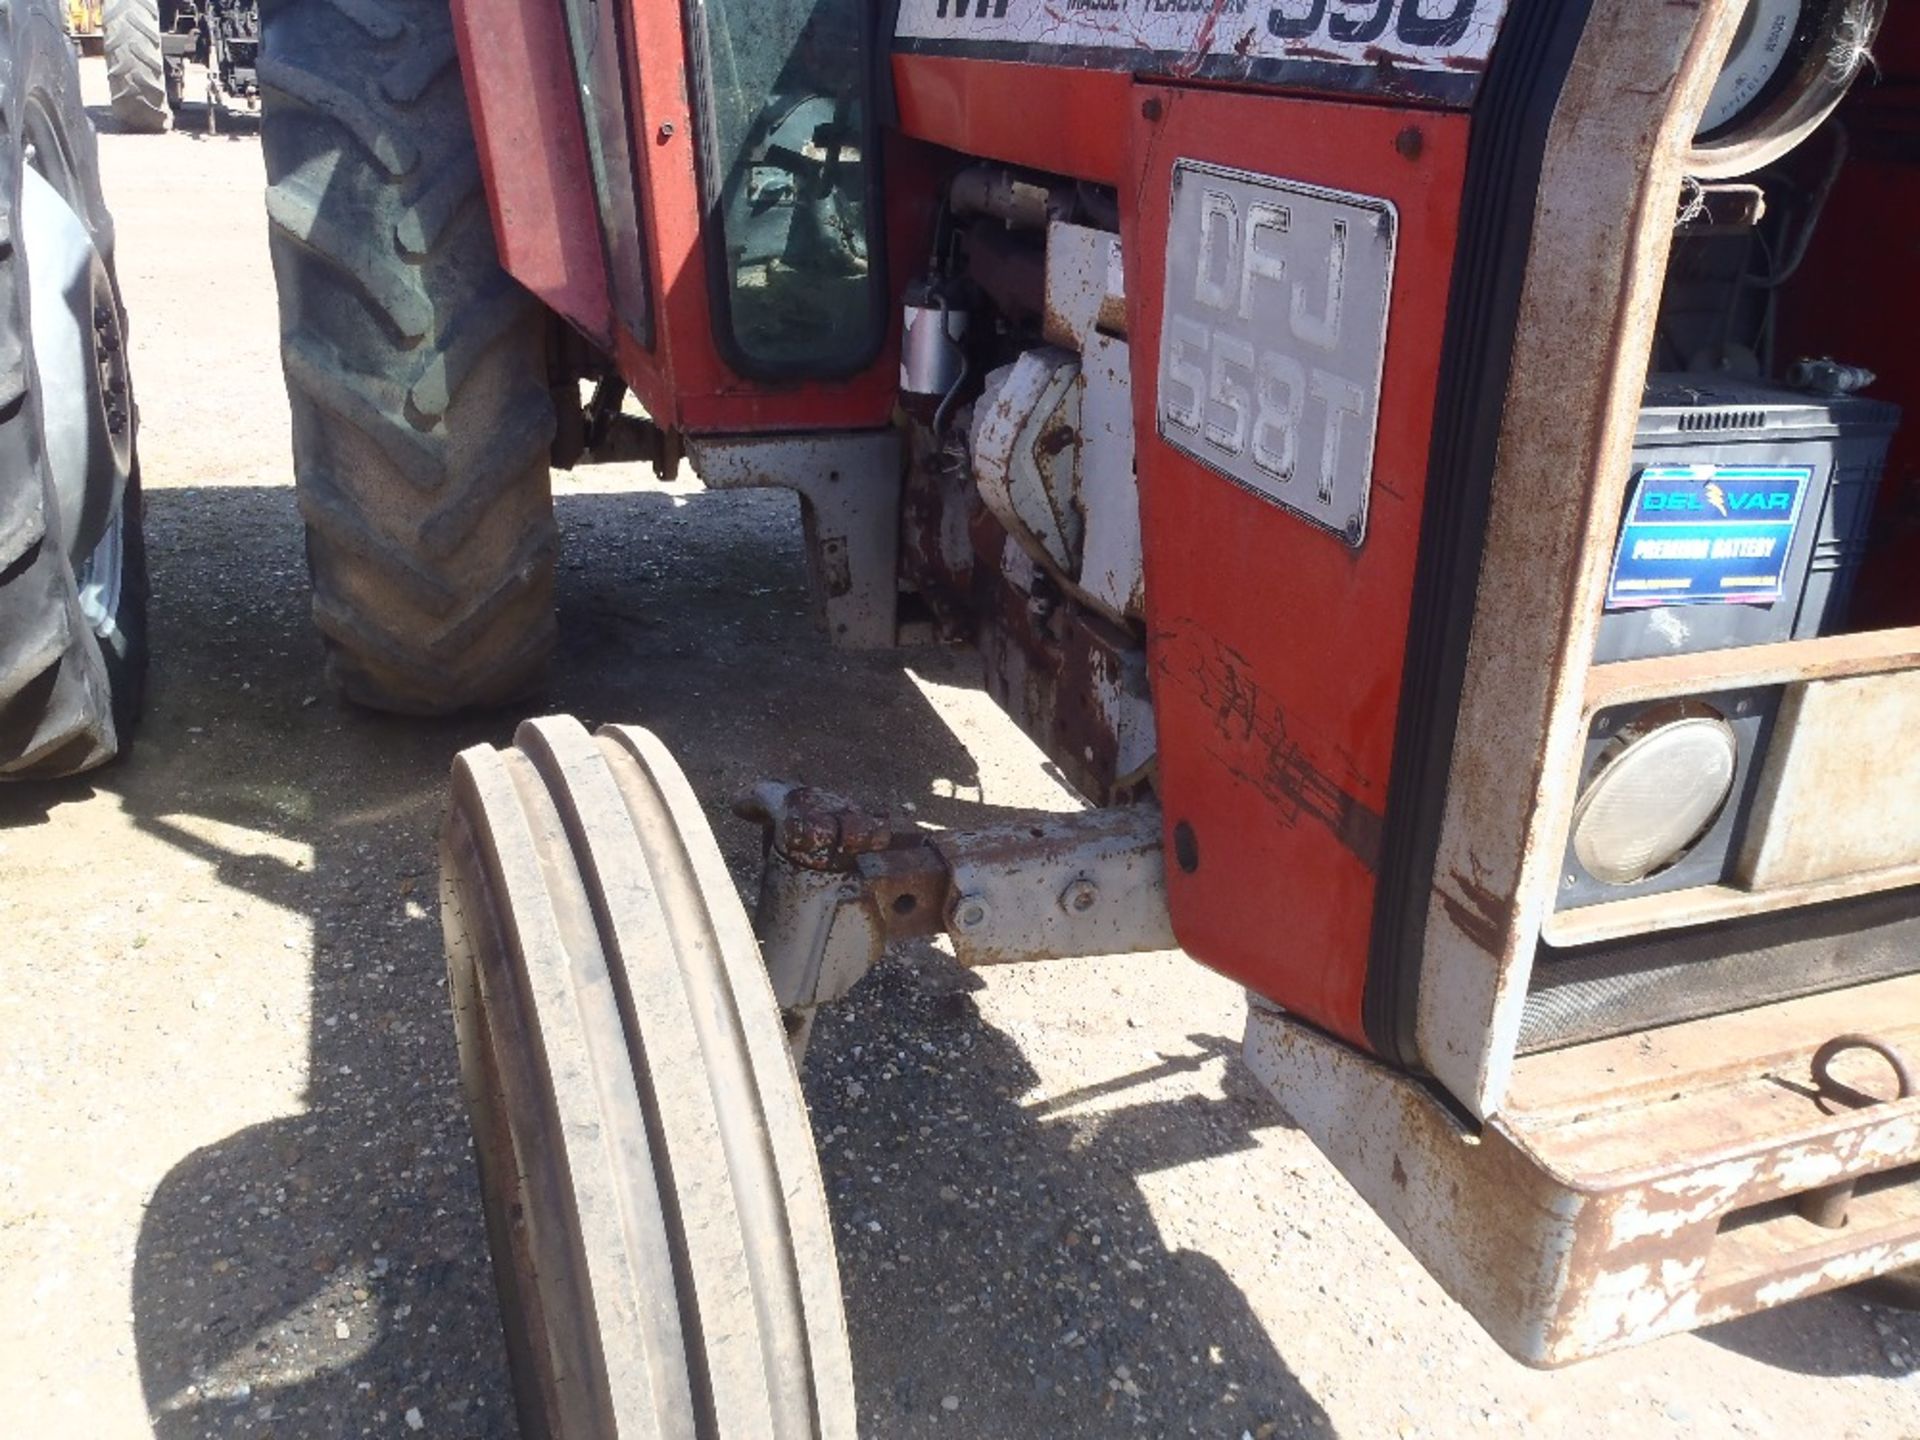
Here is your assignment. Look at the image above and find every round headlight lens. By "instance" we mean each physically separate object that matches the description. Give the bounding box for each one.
[1571,712,1740,886]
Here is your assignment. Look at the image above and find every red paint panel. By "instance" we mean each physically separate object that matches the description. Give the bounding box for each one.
[1125,86,1468,1047]
[456,0,926,434]
[450,0,611,348]
[891,54,1130,187]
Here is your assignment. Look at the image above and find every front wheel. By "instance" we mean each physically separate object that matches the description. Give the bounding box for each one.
[442,718,857,1439]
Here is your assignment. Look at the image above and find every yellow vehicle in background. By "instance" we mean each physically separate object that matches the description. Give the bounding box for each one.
[65,0,102,50]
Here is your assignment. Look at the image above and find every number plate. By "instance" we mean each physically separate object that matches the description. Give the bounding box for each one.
[1157,163,1397,546]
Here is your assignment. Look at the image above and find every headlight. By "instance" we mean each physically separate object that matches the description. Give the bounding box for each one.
[1571,706,1740,885]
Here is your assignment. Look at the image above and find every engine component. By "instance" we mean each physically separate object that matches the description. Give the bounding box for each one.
[1597,375,1899,663]
[899,281,968,398]
[948,165,1072,231]
[977,540,1155,805]
[966,221,1143,628]
[972,347,1084,577]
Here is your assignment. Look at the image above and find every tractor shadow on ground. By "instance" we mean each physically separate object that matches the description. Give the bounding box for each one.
[18,477,1333,1436]
[1701,1284,1920,1379]
[809,964,1324,1436]
[85,102,260,140]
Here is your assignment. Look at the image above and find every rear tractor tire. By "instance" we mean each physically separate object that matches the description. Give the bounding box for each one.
[102,0,170,134]
[0,0,148,778]
[259,0,557,713]
[442,717,857,1439]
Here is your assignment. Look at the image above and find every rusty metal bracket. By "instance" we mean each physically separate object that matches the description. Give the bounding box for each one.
[930,807,1175,966]
[691,431,903,648]
[736,786,1175,1052]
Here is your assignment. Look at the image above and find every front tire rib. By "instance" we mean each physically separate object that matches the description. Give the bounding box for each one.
[442,717,857,1440]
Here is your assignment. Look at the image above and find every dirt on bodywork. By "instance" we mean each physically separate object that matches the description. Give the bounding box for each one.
[0,59,1916,1440]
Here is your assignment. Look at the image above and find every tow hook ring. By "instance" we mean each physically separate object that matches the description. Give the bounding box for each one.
[1810,1033,1916,1113]
[1797,1034,1914,1231]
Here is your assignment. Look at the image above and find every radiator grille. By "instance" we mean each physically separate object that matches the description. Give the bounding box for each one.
[1522,889,1920,1052]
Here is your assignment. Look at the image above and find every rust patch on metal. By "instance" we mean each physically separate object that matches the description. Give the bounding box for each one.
[1249,978,1920,1366]
[734,782,892,871]
[1037,422,1077,459]
[1162,632,1384,872]
[1435,861,1511,958]
[976,549,1153,806]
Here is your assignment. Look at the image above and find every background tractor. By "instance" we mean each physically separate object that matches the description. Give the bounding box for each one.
[247,0,1920,1430]
[102,0,257,132]
[64,0,103,50]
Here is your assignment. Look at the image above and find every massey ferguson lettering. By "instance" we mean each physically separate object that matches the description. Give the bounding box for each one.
[895,0,1509,86]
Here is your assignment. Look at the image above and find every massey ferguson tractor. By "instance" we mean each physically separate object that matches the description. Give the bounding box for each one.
[252,0,1920,1429]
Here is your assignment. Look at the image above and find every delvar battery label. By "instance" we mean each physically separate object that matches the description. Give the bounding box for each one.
[1606,464,1811,608]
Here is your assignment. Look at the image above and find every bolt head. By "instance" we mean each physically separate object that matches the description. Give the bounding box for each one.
[954,896,989,930]
[1059,878,1099,915]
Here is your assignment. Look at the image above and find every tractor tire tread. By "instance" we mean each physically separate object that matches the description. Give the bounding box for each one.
[0,1,142,778]
[260,0,556,713]
[102,0,170,134]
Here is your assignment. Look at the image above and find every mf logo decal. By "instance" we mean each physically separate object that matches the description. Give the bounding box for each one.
[896,0,1509,96]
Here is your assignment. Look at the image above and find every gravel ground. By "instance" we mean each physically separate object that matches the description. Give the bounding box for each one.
[1,58,1917,1440]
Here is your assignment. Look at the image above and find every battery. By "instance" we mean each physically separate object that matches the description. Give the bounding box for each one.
[1594,375,1900,663]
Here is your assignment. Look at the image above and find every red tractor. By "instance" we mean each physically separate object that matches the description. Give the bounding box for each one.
[254,0,1919,1429]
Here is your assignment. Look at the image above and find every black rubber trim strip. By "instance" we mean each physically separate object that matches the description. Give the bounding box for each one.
[1361,0,1601,1067]
[556,0,653,348]
[681,0,890,384]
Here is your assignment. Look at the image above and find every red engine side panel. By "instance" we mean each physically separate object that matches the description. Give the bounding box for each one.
[890,54,1130,186]
[1125,86,1468,1048]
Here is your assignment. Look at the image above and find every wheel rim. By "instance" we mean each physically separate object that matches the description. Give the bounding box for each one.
[75,501,126,639]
